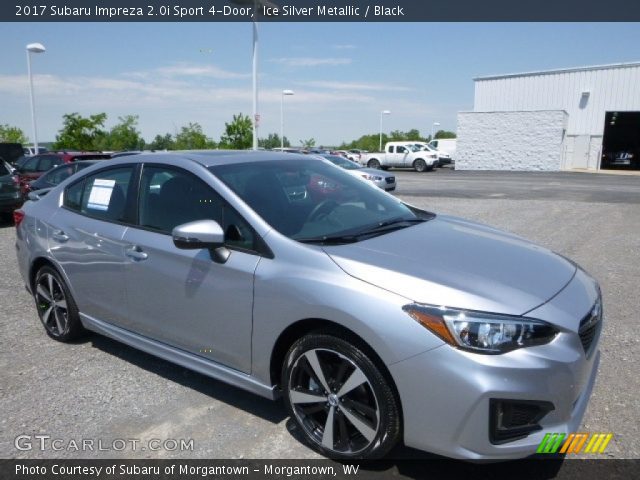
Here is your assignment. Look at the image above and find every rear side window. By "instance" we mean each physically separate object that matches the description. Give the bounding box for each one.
[63,167,134,223]
[47,165,76,186]
[64,179,84,211]
[21,157,39,172]
[37,155,62,172]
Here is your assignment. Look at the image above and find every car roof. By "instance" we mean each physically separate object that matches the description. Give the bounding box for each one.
[130,150,310,168]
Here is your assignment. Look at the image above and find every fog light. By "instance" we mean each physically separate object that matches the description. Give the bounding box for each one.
[490,399,555,444]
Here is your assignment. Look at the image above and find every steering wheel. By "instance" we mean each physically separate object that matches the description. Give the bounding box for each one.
[307,199,340,222]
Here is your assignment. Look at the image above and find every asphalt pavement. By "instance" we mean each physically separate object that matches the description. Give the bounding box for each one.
[1,170,639,469]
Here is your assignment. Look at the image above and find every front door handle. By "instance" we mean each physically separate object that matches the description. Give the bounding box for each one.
[125,246,148,261]
[52,230,69,243]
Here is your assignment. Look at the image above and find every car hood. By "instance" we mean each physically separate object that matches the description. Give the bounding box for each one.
[323,215,576,316]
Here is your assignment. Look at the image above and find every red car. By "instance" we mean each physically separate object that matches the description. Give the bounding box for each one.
[16,152,111,197]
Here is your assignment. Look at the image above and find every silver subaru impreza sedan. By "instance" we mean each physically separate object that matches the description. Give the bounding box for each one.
[14,151,601,460]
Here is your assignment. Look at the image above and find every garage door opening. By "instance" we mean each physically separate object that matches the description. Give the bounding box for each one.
[601,111,640,170]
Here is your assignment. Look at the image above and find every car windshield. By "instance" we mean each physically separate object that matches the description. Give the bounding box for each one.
[323,155,361,170]
[210,159,432,244]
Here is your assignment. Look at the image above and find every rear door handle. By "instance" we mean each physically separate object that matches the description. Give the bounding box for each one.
[52,230,69,243]
[125,246,148,261]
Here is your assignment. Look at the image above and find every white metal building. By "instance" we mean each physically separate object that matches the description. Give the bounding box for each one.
[456,62,640,171]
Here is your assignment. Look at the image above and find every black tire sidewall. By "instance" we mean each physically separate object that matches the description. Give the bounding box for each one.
[34,265,84,342]
[282,333,400,459]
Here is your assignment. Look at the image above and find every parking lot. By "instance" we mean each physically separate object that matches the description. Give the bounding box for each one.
[1,169,639,463]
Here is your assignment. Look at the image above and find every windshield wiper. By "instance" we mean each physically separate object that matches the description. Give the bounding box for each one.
[298,217,427,245]
[354,217,426,237]
[297,234,360,245]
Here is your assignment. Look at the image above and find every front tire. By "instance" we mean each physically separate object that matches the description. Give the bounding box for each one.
[413,158,427,172]
[282,333,400,459]
[34,266,85,342]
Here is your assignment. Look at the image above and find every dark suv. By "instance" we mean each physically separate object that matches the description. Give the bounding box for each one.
[0,159,21,221]
[16,152,111,197]
[0,143,25,166]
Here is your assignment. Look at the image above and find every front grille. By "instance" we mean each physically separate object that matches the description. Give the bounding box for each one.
[578,299,602,355]
[385,177,395,184]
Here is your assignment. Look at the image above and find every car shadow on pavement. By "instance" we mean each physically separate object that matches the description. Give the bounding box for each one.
[87,333,287,424]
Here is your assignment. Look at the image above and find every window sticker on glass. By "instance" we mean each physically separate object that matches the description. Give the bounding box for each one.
[87,179,116,211]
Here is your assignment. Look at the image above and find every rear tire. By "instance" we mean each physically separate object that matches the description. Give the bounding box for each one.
[34,266,85,342]
[367,159,381,169]
[282,333,400,459]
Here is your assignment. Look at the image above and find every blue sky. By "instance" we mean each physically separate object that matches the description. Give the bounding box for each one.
[2,22,640,146]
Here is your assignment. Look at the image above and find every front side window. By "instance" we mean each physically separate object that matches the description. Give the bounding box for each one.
[137,165,257,251]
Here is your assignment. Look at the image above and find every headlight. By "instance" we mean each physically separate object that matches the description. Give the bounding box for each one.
[362,174,383,181]
[403,304,558,354]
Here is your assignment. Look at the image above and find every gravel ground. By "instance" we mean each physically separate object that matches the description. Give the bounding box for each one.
[1,169,639,461]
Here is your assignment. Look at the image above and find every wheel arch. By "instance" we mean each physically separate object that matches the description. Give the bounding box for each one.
[269,317,404,427]
[29,256,59,293]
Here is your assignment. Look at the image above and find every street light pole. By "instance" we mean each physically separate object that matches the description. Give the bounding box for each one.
[251,14,258,150]
[280,89,294,150]
[231,0,278,150]
[431,121,441,142]
[379,110,391,152]
[26,43,45,155]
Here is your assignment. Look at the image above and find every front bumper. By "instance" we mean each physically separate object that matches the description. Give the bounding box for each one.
[390,340,599,460]
[389,269,601,460]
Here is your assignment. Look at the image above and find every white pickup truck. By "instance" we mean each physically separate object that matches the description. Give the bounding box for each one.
[360,142,438,172]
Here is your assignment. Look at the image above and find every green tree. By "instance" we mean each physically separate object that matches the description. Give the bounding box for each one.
[339,133,391,152]
[300,138,316,149]
[258,133,290,149]
[147,133,175,151]
[174,123,216,150]
[0,124,28,144]
[53,112,107,151]
[219,113,252,150]
[100,115,145,151]
[434,130,456,139]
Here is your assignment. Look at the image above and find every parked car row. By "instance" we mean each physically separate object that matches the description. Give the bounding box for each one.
[15,152,112,198]
[0,151,139,220]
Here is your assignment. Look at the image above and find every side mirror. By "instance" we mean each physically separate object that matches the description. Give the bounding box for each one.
[172,219,230,263]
